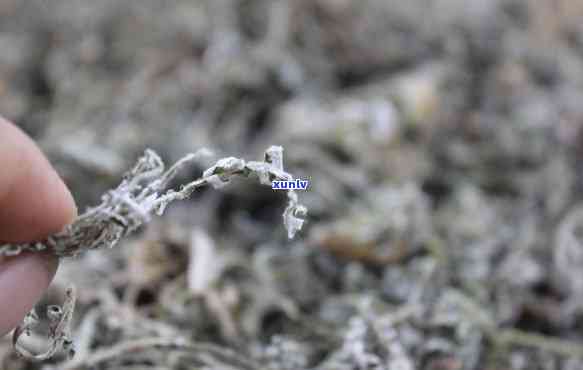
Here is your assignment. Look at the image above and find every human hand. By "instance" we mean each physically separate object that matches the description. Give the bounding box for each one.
[0,116,76,336]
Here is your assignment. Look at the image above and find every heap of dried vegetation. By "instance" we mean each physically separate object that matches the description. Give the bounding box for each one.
[3,0,583,369]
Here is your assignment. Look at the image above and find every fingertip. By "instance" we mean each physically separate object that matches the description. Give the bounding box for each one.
[0,117,77,242]
[38,165,78,230]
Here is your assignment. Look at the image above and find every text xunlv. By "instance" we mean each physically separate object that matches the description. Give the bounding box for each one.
[272,179,310,190]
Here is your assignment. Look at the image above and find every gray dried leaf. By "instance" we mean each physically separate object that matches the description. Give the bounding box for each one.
[2,145,307,362]
[13,286,77,361]
[0,145,306,258]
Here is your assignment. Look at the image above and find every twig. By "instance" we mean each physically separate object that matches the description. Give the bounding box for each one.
[3,146,307,361]
[496,328,583,359]
[61,338,260,370]
[0,146,306,258]
[13,286,77,361]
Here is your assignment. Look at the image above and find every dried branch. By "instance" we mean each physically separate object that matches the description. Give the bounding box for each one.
[3,145,307,361]
[0,145,306,257]
[61,338,260,370]
[13,286,76,361]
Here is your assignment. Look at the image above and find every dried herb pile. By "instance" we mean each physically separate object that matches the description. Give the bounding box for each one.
[3,0,583,369]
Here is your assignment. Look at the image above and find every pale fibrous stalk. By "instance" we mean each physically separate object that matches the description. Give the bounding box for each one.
[3,145,307,361]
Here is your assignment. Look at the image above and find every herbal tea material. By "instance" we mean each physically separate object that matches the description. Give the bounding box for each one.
[4,1,583,369]
[4,146,306,361]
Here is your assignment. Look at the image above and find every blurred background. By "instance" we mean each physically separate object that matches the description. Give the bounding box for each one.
[3,0,583,369]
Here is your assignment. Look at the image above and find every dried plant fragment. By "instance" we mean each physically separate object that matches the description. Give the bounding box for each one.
[13,286,77,361]
[283,190,307,239]
[2,146,307,361]
[0,145,306,258]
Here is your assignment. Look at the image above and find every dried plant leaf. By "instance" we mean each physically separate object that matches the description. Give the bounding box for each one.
[0,146,306,258]
[13,286,77,361]
[2,146,307,361]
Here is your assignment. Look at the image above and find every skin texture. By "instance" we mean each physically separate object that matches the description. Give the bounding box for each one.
[0,116,77,336]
